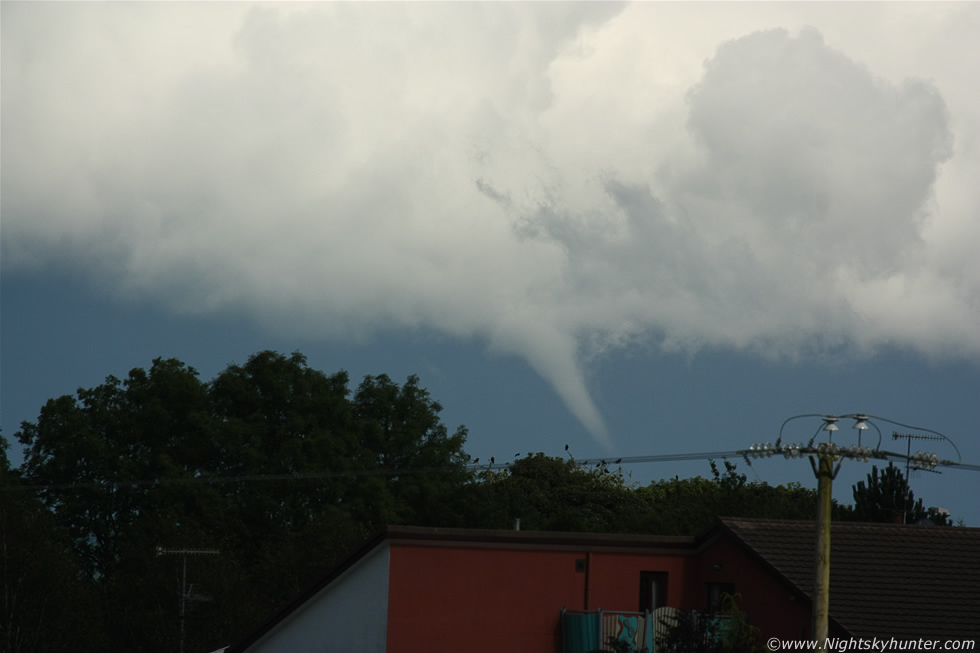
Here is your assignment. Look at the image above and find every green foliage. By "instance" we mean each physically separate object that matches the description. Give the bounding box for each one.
[851,463,932,524]
[593,636,650,653]
[8,350,897,650]
[10,351,471,652]
[459,455,831,538]
[464,454,640,532]
[350,373,471,527]
[627,460,823,536]
[1,434,107,652]
[657,593,762,653]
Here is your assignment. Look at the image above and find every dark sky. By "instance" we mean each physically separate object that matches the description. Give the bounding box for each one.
[2,2,978,523]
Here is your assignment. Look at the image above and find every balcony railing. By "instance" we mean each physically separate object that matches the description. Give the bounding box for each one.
[560,607,655,653]
[561,607,744,653]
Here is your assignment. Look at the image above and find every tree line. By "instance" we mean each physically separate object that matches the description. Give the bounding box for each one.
[0,351,949,652]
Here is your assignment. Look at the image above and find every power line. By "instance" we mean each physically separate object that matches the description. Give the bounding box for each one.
[4,448,978,493]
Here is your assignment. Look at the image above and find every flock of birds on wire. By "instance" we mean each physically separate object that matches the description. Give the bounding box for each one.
[469,444,623,474]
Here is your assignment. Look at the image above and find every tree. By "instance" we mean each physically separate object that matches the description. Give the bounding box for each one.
[12,351,473,651]
[851,463,936,524]
[15,358,215,583]
[350,373,471,528]
[627,460,831,536]
[14,348,897,650]
[460,456,847,538]
[461,454,640,532]
[207,350,358,554]
[1,433,105,653]
[14,358,227,651]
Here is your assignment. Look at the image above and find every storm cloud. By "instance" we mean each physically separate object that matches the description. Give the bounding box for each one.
[3,3,977,446]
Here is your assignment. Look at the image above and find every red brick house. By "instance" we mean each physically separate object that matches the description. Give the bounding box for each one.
[224,518,980,652]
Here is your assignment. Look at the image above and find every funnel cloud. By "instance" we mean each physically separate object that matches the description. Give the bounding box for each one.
[3,3,978,446]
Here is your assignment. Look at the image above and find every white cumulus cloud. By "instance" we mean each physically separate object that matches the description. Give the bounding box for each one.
[3,2,977,447]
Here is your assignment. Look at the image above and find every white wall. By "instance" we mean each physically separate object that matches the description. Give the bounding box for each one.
[248,543,390,653]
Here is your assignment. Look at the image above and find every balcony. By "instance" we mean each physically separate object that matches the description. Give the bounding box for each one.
[561,607,745,653]
[560,608,655,653]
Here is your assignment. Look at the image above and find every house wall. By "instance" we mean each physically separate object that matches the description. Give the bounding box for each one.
[237,530,841,652]
[385,543,699,653]
[694,535,813,640]
[587,551,694,612]
[247,543,390,653]
[386,544,584,653]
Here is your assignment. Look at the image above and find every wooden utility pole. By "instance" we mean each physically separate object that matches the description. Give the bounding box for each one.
[751,413,950,653]
[809,450,839,653]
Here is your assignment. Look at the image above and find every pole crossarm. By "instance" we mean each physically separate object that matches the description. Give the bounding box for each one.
[739,442,949,470]
[756,412,958,653]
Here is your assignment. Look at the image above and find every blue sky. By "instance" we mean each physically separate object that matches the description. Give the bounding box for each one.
[4,269,977,524]
[2,2,978,524]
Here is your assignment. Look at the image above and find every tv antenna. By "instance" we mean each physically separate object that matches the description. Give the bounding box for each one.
[156,547,220,652]
[892,432,945,523]
[893,432,945,479]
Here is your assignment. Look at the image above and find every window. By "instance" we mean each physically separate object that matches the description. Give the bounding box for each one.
[706,582,735,614]
[639,572,668,612]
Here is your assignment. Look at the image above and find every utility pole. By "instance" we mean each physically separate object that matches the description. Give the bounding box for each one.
[808,426,844,653]
[746,413,953,653]
[156,547,220,652]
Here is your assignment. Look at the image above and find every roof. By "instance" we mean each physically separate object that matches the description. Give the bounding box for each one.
[227,520,980,650]
[717,518,980,638]
[383,524,698,551]
[225,526,699,652]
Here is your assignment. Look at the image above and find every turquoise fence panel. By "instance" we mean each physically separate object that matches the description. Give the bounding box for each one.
[562,609,653,653]
[561,609,601,653]
[603,613,654,652]
[643,613,655,653]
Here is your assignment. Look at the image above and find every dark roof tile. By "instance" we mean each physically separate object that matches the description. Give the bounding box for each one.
[719,518,980,638]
